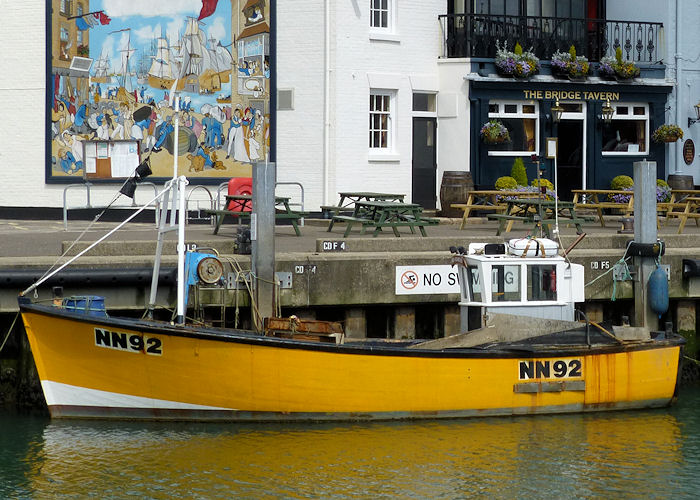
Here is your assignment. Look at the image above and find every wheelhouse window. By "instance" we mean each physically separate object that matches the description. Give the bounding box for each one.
[527,264,557,301]
[369,90,394,150]
[602,104,649,155]
[491,265,521,302]
[487,100,539,156]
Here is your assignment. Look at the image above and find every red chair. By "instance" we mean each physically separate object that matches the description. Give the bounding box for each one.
[226,177,253,211]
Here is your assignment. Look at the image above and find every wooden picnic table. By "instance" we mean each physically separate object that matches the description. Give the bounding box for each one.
[329,200,438,237]
[203,194,306,236]
[571,189,635,227]
[322,191,406,218]
[451,190,543,230]
[488,198,590,238]
[665,196,700,233]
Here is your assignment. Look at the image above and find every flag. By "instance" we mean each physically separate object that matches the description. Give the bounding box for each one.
[198,0,219,21]
[93,12,111,25]
[75,17,92,30]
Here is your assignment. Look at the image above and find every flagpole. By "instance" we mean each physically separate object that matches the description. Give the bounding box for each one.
[67,10,106,20]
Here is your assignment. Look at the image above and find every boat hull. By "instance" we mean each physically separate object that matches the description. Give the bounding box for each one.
[20,304,684,422]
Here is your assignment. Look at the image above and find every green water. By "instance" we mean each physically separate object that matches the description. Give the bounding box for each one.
[2,386,699,499]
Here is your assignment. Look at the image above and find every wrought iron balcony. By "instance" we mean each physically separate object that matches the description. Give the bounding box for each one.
[439,13,662,63]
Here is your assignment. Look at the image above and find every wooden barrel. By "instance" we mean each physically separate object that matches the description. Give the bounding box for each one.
[667,174,694,191]
[439,171,474,217]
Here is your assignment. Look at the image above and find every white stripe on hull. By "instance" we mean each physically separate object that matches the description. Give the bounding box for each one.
[41,380,233,411]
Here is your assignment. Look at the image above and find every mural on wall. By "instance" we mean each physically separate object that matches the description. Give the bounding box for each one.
[49,0,270,182]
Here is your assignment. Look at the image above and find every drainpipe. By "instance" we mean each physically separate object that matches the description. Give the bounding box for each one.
[323,0,331,204]
[673,0,681,173]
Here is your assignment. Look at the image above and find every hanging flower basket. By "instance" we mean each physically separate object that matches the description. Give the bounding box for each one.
[652,124,684,143]
[480,120,511,145]
[495,41,540,79]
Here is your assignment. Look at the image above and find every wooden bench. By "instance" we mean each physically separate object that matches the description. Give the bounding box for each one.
[665,196,700,234]
[452,190,542,230]
[571,190,634,227]
[320,205,352,219]
[488,213,590,237]
[331,215,376,237]
[203,209,307,236]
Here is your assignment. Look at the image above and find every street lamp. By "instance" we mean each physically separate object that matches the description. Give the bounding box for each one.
[551,100,564,123]
[600,99,614,123]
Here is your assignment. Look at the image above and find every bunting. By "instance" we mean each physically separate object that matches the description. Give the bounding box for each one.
[198,0,219,21]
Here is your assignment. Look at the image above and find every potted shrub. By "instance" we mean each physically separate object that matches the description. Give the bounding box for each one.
[609,175,634,203]
[598,47,640,80]
[551,45,590,80]
[495,41,540,79]
[652,124,684,143]
[480,120,511,144]
[511,157,528,186]
[495,176,517,191]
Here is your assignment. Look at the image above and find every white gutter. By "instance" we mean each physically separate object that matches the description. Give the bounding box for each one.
[323,0,331,205]
[673,0,681,173]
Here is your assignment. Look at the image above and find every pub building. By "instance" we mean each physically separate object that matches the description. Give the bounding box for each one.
[441,0,671,200]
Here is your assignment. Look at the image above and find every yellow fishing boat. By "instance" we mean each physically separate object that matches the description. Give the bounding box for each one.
[17,88,684,422]
[18,235,684,421]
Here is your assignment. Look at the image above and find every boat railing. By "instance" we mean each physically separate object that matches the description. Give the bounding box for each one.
[62,181,160,230]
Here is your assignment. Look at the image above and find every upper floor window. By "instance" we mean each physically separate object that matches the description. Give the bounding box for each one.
[370,0,390,29]
[77,3,83,17]
[369,90,395,151]
[487,100,539,156]
[60,0,72,16]
[602,103,649,155]
[60,27,69,42]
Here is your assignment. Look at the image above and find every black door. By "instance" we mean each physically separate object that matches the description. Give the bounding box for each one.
[556,120,583,201]
[412,117,437,208]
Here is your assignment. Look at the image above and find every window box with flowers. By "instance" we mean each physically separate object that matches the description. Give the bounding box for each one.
[480,120,511,145]
[551,46,590,81]
[598,47,640,80]
[652,124,684,144]
[495,41,540,79]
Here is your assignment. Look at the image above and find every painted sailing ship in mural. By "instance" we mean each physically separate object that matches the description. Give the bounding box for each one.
[148,34,177,90]
[175,17,232,94]
[91,50,113,83]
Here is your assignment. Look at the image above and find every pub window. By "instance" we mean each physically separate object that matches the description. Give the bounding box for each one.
[602,103,649,155]
[487,100,539,156]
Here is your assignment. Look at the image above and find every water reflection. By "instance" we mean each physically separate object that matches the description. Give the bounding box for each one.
[4,387,699,498]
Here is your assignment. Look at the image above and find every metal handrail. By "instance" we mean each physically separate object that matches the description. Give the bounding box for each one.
[276,181,305,226]
[185,185,214,224]
[63,181,160,230]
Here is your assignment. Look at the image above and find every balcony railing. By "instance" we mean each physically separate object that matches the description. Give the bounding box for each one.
[439,14,662,64]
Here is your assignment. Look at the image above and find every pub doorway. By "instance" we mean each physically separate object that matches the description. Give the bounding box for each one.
[555,102,586,201]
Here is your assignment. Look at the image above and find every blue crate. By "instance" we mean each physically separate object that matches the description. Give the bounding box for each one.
[62,296,108,317]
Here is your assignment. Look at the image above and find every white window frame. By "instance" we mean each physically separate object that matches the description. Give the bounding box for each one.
[369,0,398,40]
[487,100,540,157]
[601,103,649,157]
[369,89,397,159]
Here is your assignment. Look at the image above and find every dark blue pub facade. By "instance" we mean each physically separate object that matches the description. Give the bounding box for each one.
[440,0,671,200]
